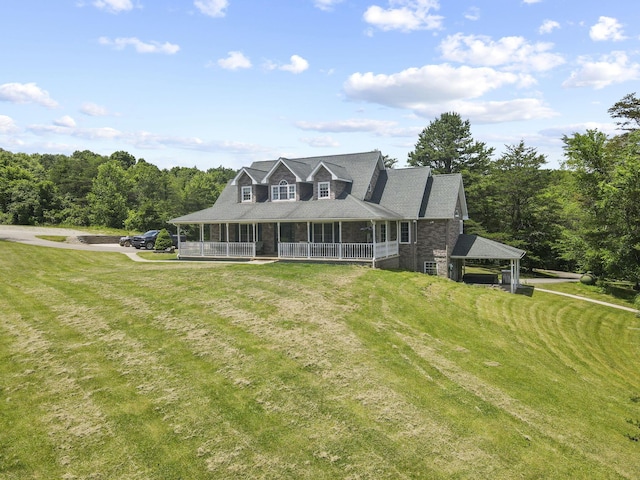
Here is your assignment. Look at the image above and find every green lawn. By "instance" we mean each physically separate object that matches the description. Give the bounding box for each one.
[1,241,639,479]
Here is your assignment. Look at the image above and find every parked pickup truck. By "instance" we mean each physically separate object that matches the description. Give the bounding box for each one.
[131,230,186,250]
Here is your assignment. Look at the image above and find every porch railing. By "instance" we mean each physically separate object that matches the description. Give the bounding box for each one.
[278,242,398,260]
[179,241,398,261]
[180,241,256,258]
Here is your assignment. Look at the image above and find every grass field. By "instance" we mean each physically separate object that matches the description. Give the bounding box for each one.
[1,241,639,479]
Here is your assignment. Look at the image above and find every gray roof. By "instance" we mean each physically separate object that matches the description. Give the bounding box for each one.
[422,174,468,219]
[171,151,467,224]
[371,167,431,218]
[451,234,526,259]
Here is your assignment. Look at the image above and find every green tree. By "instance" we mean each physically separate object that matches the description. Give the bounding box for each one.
[407,112,493,175]
[87,160,133,228]
[154,228,173,251]
[608,92,640,131]
[110,150,137,169]
[487,141,561,269]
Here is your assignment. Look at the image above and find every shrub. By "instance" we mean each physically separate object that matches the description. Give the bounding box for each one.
[154,228,173,251]
[580,272,597,285]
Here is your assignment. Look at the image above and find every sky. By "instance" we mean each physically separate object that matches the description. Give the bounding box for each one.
[1,0,639,171]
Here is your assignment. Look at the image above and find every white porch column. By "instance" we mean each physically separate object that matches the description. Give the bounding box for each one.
[225,223,230,257]
[199,224,204,256]
[307,222,311,258]
[339,221,343,259]
[372,221,377,261]
[510,259,519,294]
[385,220,389,258]
[277,222,281,258]
[177,225,182,251]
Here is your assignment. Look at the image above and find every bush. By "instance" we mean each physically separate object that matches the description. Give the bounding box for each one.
[154,228,173,251]
[580,272,597,285]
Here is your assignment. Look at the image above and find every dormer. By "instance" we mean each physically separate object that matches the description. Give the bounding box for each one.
[307,161,353,200]
[263,157,313,201]
[230,167,268,203]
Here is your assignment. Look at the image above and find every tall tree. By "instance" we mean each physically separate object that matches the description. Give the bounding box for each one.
[407,112,493,175]
[87,160,132,228]
[608,92,640,131]
[489,141,560,268]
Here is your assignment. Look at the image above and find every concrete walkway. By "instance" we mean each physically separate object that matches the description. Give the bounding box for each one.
[518,269,638,313]
[533,287,639,314]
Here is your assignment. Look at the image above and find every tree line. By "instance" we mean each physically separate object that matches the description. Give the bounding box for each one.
[0,149,235,233]
[406,93,640,285]
[1,93,638,284]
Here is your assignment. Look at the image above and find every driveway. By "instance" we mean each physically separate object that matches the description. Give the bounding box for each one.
[0,225,273,265]
[0,225,147,260]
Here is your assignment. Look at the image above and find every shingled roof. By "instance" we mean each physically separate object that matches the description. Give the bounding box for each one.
[451,234,526,260]
[171,151,467,224]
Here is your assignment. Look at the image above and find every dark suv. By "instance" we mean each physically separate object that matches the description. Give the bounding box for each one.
[131,230,186,250]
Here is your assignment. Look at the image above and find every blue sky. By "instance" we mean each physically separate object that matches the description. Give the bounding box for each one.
[1,0,639,170]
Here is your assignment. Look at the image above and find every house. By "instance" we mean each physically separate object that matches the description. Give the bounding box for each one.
[170,151,525,292]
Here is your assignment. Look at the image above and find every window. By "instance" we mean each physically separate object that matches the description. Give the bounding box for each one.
[424,261,438,276]
[400,221,411,244]
[241,186,252,202]
[318,181,330,199]
[379,223,386,242]
[313,223,334,243]
[238,224,253,242]
[272,180,296,201]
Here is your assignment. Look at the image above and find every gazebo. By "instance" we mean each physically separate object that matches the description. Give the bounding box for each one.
[451,234,526,294]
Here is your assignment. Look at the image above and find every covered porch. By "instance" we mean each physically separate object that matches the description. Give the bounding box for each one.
[175,220,400,264]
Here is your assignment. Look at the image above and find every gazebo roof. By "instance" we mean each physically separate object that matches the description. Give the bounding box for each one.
[451,234,526,260]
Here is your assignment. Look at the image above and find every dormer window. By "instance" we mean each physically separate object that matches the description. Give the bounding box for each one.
[318,181,330,199]
[241,186,252,202]
[272,180,296,201]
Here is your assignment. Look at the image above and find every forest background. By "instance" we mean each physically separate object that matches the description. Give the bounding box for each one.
[1,94,639,285]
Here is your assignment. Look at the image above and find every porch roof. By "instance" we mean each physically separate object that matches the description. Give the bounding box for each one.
[451,234,526,260]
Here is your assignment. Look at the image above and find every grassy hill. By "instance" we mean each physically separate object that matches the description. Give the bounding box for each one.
[1,241,639,479]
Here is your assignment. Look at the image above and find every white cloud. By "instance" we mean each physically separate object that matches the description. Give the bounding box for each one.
[590,16,626,42]
[539,19,560,34]
[217,51,252,70]
[80,102,110,116]
[464,7,480,21]
[522,0,542,4]
[439,33,565,72]
[0,82,59,108]
[194,0,228,17]
[54,115,77,128]
[0,115,19,133]
[314,0,343,11]
[434,98,558,123]
[344,64,534,112]
[280,55,309,74]
[99,37,180,54]
[296,118,398,134]
[300,136,341,147]
[563,51,640,89]
[363,0,443,32]
[93,0,133,13]
[342,64,559,123]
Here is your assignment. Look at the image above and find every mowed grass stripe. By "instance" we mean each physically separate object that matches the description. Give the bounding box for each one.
[1,241,640,478]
